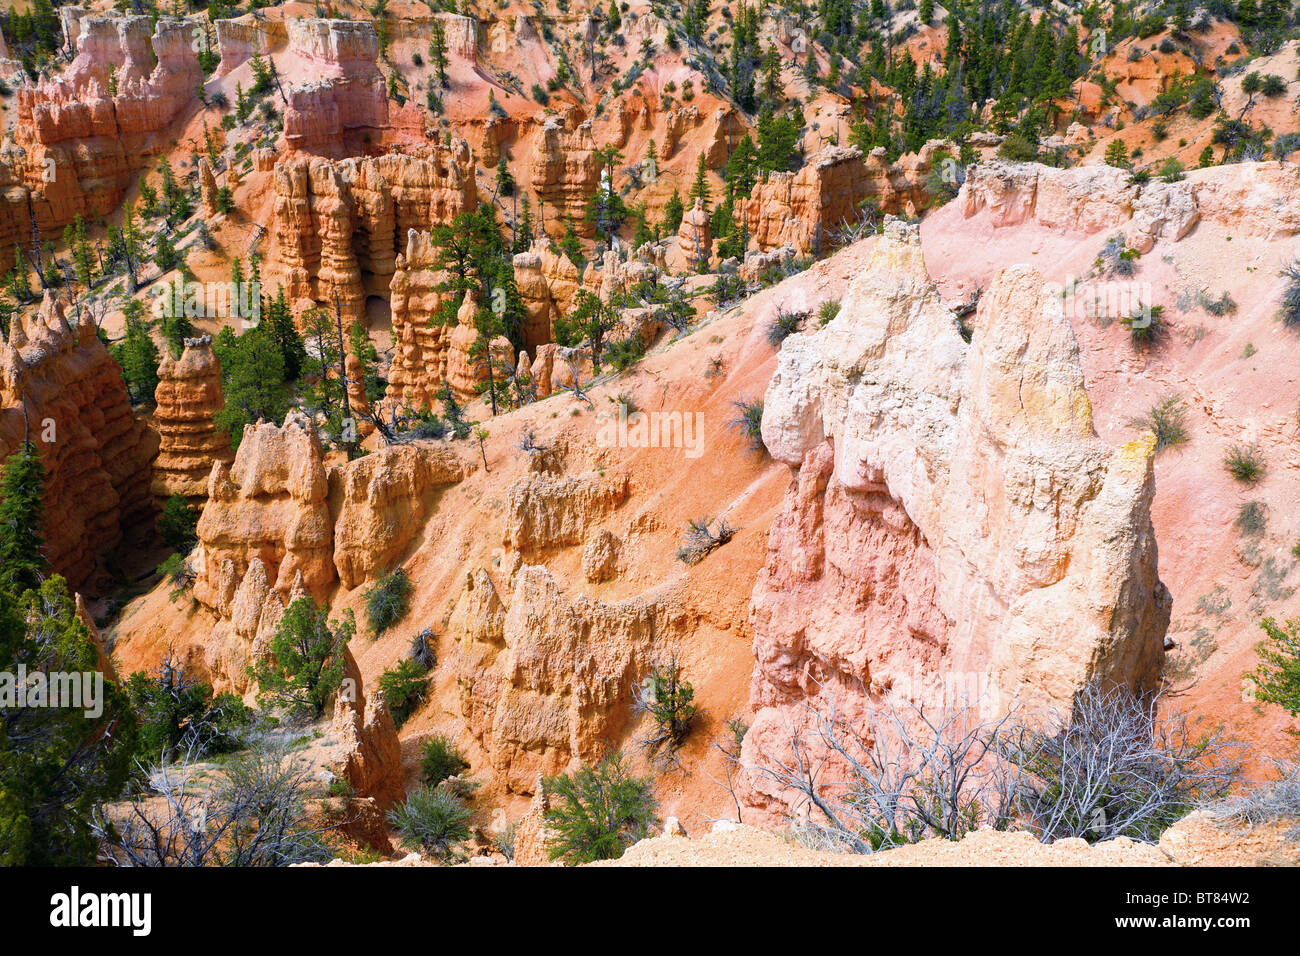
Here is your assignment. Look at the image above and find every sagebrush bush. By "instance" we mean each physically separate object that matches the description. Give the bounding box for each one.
[421,733,469,786]
[364,567,413,635]
[729,398,765,454]
[766,306,806,347]
[1235,501,1267,537]
[542,753,658,864]
[1127,395,1188,453]
[388,786,472,861]
[1224,443,1266,484]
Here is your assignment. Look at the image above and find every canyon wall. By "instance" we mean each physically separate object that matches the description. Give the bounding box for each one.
[280,18,390,156]
[151,335,233,511]
[1,15,201,250]
[0,296,158,591]
[741,220,1171,819]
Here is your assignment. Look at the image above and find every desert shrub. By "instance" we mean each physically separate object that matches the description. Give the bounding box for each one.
[675,516,736,565]
[1235,501,1268,537]
[1004,683,1241,844]
[1127,395,1189,453]
[249,596,353,720]
[1224,443,1266,484]
[127,654,251,764]
[377,658,430,728]
[421,733,469,786]
[1249,617,1300,716]
[542,753,658,864]
[634,658,699,755]
[1279,260,1300,328]
[95,745,332,866]
[1123,303,1165,345]
[766,306,806,347]
[818,298,841,325]
[157,493,199,551]
[729,398,765,454]
[364,566,413,635]
[1201,290,1237,316]
[1208,762,1300,839]
[156,551,196,597]
[387,786,472,862]
[605,333,647,371]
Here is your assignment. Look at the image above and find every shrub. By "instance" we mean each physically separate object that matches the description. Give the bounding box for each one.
[156,551,195,597]
[635,658,699,755]
[1209,762,1300,839]
[1249,617,1300,716]
[675,516,736,565]
[249,597,353,720]
[1123,303,1165,346]
[387,786,472,861]
[421,733,469,786]
[364,567,413,635]
[728,398,765,454]
[997,132,1038,161]
[128,654,251,764]
[1236,501,1268,537]
[1279,260,1300,329]
[605,334,647,371]
[1004,683,1241,844]
[377,658,430,728]
[1127,395,1189,453]
[157,493,199,551]
[408,628,436,669]
[818,298,841,326]
[542,753,658,864]
[766,306,806,347]
[1224,443,1266,484]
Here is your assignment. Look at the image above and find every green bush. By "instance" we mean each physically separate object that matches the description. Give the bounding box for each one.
[636,660,698,755]
[729,398,765,454]
[1224,443,1266,484]
[766,306,805,347]
[249,597,354,720]
[421,733,469,786]
[364,567,413,635]
[377,658,430,728]
[1126,395,1188,453]
[388,786,472,861]
[1250,617,1300,716]
[127,656,251,763]
[543,753,658,864]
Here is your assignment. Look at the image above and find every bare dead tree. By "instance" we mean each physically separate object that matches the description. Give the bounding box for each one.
[748,689,1022,853]
[94,743,334,867]
[1002,682,1242,844]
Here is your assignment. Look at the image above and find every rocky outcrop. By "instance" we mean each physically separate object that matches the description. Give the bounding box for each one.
[741,220,1171,819]
[0,15,202,249]
[193,412,335,616]
[0,295,158,591]
[503,470,630,554]
[445,292,515,403]
[741,143,947,253]
[529,116,599,236]
[333,644,406,809]
[266,144,477,322]
[677,198,712,268]
[449,564,669,793]
[151,335,233,510]
[280,19,390,156]
[331,443,468,590]
[385,229,454,411]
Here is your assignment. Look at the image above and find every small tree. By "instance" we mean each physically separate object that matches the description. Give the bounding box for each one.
[250,596,353,721]
[542,753,658,864]
[1250,617,1300,717]
[0,439,46,596]
[635,658,699,755]
[377,658,430,728]
[157,493,199,552]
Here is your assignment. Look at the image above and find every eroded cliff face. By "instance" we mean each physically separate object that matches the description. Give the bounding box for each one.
[151,335,233,510]
[529,114,600,237]
[0,15,201,249]
[741,142,947,253]
[0,295,158,591]
[741,220,1171,819]
[279,18,390,156]
[265,144,478,322]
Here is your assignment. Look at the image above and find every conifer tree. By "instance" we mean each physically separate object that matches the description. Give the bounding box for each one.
[0,438,46,596]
